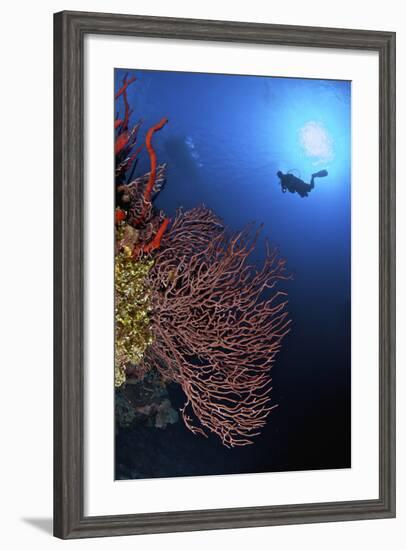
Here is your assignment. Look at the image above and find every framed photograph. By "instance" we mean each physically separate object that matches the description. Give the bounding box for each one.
[54,10,396,539]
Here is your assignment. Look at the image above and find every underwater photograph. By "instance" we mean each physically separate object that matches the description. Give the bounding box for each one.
[114,68,351,480]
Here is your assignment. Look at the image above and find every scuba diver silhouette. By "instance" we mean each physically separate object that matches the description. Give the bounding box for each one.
[277,169,328,198]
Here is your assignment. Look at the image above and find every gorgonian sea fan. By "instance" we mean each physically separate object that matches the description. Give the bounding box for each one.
[141,206,292,448]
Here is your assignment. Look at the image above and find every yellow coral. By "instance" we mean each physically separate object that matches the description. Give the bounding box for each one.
[114,244,154,387]
[114,363,127,388]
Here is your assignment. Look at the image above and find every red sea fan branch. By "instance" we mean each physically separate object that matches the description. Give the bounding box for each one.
[115,73,136,129]
[115,74,137,100]
[132,217,171,257]
[114,74,137,156]
[133,117,169,227]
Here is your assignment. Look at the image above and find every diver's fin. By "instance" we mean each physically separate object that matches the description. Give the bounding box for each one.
[312,169,328,178]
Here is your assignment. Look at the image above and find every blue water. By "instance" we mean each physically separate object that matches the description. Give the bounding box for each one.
[115,69,351,478]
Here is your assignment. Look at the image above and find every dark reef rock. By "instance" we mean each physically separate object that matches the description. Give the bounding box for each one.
[115,368,178,432]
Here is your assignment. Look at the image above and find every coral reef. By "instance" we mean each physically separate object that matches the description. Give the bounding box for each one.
[114,72,169,387]
[114,247,154,387]
[114,72,291,447]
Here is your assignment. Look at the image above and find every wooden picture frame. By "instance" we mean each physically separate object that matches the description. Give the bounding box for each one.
[54,10,396,539]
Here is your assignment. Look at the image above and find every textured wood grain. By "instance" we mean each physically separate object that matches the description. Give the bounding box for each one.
[53,10,396,539]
